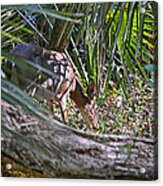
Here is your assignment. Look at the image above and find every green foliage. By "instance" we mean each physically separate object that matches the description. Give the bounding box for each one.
[1,2,157,134]
[144,64,157,72]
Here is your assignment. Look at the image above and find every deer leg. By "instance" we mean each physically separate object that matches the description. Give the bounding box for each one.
[48,100,54,114]
[59,96,69,123]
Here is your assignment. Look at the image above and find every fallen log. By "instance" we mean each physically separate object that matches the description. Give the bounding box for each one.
[1,98,158,180]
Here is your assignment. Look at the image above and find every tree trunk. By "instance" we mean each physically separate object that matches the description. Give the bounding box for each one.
[49,4,79,52]
[1,99,158,180]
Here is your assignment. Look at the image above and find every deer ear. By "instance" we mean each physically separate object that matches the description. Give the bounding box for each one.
[87,83,96,99]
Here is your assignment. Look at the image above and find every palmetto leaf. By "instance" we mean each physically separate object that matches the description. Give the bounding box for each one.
[1,2,157,101]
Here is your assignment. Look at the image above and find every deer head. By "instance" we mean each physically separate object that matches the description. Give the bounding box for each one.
[70,81,99,129]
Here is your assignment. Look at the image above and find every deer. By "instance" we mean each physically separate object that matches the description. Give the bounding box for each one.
[10,43,99,129]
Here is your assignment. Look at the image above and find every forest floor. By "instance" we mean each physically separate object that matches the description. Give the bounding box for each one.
[53,75,157,138]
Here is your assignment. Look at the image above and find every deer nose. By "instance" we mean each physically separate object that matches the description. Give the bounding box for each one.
[92,123,99,130]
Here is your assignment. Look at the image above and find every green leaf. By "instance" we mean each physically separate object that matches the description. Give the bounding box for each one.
[1,30,24,43]
[3,5,82,24]
[148,80,156,88]
[144,64,157,72]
